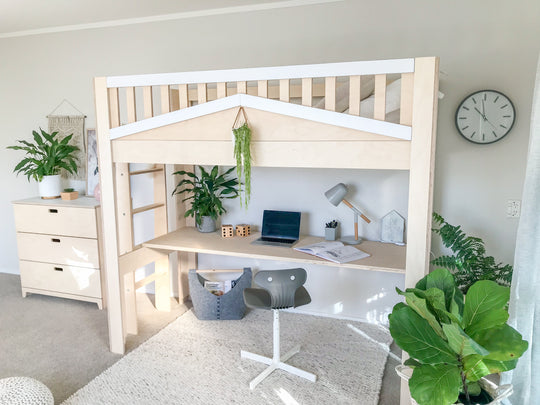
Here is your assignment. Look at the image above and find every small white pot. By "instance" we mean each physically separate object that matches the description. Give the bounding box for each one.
[38,174,61,199]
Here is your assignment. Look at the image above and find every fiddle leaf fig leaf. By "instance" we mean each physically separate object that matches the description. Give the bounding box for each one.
[471,323,528,362]
[397,288,445,338]
[389,306,458,365]
[409,364,461,405]
[463,280,509,336]
[442,322,489,358]
[463,354,519,382]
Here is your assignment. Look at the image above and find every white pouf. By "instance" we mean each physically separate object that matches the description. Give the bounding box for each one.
[0,377,54,405]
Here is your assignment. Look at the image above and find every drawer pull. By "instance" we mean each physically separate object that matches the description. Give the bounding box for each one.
[51,238,61,243]
[54,267,64,272]
[49,209,58,213]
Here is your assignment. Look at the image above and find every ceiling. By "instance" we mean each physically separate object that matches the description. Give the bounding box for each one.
[0,0,320,37]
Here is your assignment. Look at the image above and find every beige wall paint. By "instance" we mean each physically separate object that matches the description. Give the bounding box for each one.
[1,1,538,284]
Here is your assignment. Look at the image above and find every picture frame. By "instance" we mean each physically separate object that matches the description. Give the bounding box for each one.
[86,128,99,196]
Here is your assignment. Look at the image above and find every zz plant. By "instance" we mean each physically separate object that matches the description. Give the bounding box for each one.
[7,128,79,181]
[172,166,239,227]
[389,268,528,405]
[432,212,513,293]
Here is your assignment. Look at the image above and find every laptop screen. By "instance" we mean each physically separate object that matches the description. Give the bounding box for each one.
[261,210,301,240]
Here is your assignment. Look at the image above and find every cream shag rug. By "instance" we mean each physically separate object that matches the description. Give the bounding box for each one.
[63,310,392,405]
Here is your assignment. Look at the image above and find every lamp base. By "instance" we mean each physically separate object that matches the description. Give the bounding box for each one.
[340,236,362,245]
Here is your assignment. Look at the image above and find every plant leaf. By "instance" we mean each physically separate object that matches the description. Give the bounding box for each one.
[471,323,528,361]
[409,364,461,405]
[397,288,445,338]
[441,322,489,358]
[462,280,509,336]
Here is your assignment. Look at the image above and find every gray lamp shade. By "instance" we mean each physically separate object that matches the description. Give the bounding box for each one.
[325,183,348,206]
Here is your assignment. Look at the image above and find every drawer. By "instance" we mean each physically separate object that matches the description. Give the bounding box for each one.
[13,204,97,238]
[17,233,100,269]
[19,260,102,298]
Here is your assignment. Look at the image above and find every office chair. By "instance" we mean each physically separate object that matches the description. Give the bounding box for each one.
[240,268,317,390]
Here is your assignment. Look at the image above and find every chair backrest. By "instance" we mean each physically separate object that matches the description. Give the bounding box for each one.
[254,268,307,309]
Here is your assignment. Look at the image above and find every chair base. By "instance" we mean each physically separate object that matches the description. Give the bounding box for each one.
[241,345,317,390]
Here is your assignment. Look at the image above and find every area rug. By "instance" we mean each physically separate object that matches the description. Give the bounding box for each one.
[62,310,392,405]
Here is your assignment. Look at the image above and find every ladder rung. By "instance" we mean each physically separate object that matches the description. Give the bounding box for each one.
[135,271,167,290]
[129,167,164,176]
[132,202,165,215]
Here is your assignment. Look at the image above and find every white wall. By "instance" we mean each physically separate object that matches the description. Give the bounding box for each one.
[1,1,539,323]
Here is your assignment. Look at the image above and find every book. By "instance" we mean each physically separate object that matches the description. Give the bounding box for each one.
[294,241,370,264]
[204,279,237,296]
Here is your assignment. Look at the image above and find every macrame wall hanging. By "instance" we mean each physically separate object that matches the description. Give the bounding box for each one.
[48,99,86,181]
[232,106,252,207]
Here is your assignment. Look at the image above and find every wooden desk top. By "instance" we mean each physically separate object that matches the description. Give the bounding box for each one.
[143,227,406,274]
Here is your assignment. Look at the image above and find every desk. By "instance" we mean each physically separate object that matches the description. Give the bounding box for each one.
[143,227,406,274]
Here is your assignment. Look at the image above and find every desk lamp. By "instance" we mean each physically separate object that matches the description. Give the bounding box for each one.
[325,183,371,244]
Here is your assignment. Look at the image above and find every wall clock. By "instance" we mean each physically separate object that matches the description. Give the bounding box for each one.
[455,90,516,144]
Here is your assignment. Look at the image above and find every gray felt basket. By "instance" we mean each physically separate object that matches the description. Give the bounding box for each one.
[188,268,252,320]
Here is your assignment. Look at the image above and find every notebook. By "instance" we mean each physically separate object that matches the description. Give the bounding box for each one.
[251,210,301,247]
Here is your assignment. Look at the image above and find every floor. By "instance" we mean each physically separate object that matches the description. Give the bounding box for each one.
[0,272,400,404]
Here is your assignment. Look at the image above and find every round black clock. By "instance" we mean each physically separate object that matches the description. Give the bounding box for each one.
[455,90,516,144]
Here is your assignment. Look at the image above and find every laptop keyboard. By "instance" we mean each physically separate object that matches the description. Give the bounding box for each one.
[261,237,295,244]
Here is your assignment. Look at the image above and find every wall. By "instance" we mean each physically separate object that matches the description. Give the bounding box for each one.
[1,1,539,324]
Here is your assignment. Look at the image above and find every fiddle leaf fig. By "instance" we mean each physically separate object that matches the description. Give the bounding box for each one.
[409,364,461,405]
[462,280,509,336]
[442,323,488,358]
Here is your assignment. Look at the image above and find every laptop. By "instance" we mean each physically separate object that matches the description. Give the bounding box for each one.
[251,210,301,247]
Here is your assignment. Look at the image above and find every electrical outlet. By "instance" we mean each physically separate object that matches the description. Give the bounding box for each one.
[506,200,521,218]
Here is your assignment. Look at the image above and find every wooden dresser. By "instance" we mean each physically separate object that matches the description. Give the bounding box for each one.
[12,196,105,309]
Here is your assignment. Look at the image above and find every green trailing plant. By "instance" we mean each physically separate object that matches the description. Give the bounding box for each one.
[232,121,252,207]
[389,268,527,405]
[7,128,79,182]
[432,212,513,293]
[172,165,239,226]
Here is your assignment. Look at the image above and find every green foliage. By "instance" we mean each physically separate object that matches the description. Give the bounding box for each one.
[389,268,528,405]
[232,123,252,207]
[432,212,513,293]
[172,166,239,226]
[7,128,79,182]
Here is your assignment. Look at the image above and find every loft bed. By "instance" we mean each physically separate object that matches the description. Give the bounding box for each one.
[93,58,439,374]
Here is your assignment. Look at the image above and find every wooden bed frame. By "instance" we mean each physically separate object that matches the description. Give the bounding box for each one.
[94,57,439,402]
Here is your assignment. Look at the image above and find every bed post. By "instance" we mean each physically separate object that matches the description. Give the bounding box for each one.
[94,77,125,354]
[401,57,439,405]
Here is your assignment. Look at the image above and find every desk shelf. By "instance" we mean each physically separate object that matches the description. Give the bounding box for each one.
[143,227,406,274]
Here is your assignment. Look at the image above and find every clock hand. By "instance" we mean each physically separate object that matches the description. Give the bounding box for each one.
[474,107,486,119]
[482,99,486,116]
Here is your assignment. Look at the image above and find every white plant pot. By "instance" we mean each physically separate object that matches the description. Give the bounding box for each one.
[38,175,61,199]
[197,216,217,233]
[396,365,513,405]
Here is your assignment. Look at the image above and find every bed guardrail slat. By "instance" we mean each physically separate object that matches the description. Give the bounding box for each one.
[280,79,290,102]
[197,83,207,105]
[108,88,120,128]
[217,82,227,99]
[161,85,170,114]
[400,73,414,126]
[258,80,268,98]
[349,75,361,116]
[374,74,387,121]
[179,84,189,109]
[237,81,247,94]
[302,78,312,107]
[325,76,336,111]
[126,87,136,124]
[143,86,153,119]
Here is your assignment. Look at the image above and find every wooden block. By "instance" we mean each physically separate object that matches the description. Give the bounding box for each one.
[221,224,234,238]
[60,191,79,200]
[236,224,251,237]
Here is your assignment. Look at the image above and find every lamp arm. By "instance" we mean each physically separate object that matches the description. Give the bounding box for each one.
[342,199,371,223]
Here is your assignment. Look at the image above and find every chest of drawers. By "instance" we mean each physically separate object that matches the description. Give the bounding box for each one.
[12,197,105,309]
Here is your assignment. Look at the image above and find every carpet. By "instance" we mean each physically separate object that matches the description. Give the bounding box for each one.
[62,310,392,405]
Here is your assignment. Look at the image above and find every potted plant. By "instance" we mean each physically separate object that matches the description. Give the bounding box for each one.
[432,212,513,293]
[389,268,528,405]
[61,188,79,201]
[7,129,79,199]
[172,165,239,232]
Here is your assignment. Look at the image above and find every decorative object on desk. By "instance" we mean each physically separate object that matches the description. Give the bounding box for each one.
[381,210,405,244]
[172,165,239,232]
[86,128,99,196]
[221,224,234,238]
[61,188,79,201]
[47,99,86,180]
[388,268,527,405]
[7,128,80,199]
[432,212,513,294]
[324,220,338,241]
[324,183,371,245]
[236,224,251,237]
[232,106,252,208]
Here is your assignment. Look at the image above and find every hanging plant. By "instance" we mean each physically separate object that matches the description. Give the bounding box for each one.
[232,107,252,207]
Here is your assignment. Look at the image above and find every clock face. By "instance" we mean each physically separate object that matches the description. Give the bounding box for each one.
[455,90,515,144]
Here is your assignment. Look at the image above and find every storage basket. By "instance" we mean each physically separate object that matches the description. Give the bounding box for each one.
[188,268,252,320]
